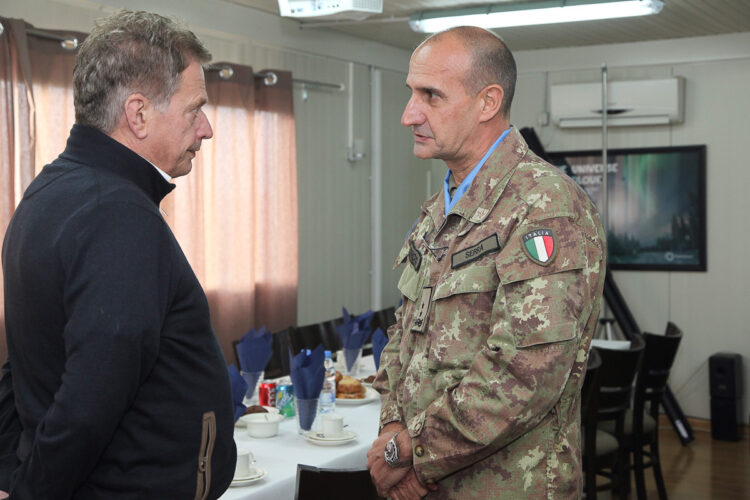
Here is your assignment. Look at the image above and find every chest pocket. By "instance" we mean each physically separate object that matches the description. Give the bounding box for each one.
[427,263,500,385]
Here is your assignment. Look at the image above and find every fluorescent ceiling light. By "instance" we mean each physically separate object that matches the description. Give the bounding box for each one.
[409,0,664,33]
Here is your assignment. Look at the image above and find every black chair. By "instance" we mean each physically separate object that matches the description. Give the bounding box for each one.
[371,306,396,335]
[291,322,342,355]
[319,318,343,352]
[295,465,382,500]
[581,348,603,499]
[592,334,646,499]
[602,324,683,500]
[265,327,294,378]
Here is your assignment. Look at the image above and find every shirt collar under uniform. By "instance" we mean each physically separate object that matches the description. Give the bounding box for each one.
[443,126,512,216]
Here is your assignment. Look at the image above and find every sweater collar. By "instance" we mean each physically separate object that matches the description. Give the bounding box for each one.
[59,124,176,205]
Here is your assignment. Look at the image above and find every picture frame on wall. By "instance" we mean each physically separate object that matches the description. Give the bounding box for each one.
[547,145,707,271]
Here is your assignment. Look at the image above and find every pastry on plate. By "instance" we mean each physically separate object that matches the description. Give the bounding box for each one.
[336,375,366,399]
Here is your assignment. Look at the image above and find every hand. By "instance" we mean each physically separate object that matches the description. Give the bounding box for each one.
[388,468,436,500]
[0,490,8,499]
[366,430,410,497]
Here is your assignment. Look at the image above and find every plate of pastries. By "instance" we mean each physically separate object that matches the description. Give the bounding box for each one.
[335,372,379,405]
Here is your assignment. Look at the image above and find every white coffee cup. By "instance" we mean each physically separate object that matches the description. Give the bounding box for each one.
[321,413,344,437]
[234,446,254,479]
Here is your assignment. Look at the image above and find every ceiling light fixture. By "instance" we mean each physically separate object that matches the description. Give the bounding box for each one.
[409,0,664,33]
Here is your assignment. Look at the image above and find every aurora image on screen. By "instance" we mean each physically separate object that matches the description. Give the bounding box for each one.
[549,146,706,271]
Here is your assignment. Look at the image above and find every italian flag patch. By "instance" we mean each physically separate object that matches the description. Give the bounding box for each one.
[521,229,556,266]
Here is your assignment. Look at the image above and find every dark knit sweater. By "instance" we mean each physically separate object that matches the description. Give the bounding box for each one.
[0,124,236,499]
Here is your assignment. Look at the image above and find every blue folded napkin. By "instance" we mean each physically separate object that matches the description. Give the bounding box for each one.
[227,365,248,422]
[341,307,374,334]
[236,325,273,373]
[371,328,388,370]
[337,309,373,349]
[337,309,374,371]
[289,345,326,400]
[290,346,326,431]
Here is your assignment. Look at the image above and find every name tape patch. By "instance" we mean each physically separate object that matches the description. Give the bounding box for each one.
[451,234,501,269]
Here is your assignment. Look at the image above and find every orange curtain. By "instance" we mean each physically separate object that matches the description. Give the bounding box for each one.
[0,20,299,364]
[164,64,299,361]
[0,18,37,363]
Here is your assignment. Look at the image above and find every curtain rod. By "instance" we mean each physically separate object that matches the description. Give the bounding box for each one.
[207,64,344,91]
[0,23,345,92]
[25,26,80,50]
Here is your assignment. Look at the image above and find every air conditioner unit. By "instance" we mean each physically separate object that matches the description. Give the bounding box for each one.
[550,77,685,128]
[278,0,383,20]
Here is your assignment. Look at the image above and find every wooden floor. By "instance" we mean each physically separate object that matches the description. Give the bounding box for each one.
[621,419,750,499]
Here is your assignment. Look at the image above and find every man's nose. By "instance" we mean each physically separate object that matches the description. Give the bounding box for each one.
[401,97,423,127]
[198,110,213,140]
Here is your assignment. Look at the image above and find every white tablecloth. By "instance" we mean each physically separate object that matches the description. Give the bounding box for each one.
[220,357,380,500]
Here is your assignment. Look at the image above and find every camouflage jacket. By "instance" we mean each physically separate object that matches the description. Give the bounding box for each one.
[373,127,606,499]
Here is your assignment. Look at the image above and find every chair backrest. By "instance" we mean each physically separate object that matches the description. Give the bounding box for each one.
[295,465,380,500]
[319,319,343,352]
[372,306,396,334]
[664,321,682,338]
[581,348,602,419]
[593,334,646,422]
[633,328,683,421]
[291,321,344,355]
[290,323,325,355]
[264,328,294,378]
[581,348,602,498]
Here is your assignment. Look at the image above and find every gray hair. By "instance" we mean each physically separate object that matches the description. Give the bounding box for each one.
[73,10,212,133]
[424,26,517,117]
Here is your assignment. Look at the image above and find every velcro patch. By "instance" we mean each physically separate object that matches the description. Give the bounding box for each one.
[408,240,422,271]
[521,229,557,266]
[451,234,501,269]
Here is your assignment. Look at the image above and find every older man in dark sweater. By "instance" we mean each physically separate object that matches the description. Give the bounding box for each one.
[0,11,235,499]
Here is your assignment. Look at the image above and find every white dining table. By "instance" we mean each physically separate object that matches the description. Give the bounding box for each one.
[591,338,632,350]
[220,357,381,500]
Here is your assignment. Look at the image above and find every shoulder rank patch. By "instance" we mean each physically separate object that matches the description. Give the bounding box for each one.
[408,240,422,271]
[451,234,501,269]
[521,229,557,266]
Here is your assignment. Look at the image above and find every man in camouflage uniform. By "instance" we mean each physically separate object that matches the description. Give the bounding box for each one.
[367,26,606,499]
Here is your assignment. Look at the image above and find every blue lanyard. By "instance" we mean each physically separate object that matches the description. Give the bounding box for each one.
[444,127,512,216]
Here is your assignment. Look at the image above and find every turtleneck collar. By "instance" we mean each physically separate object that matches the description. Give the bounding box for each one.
[59,124,176,205]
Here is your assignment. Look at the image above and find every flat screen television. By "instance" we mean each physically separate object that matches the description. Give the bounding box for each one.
[547,145,707,271]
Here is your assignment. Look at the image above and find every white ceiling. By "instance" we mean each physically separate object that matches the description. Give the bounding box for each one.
[221,0,750,51]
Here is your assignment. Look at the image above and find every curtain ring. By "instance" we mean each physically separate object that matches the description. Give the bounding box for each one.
[61,37,78,50]
[263,72,278,86]
[219,66,234,80]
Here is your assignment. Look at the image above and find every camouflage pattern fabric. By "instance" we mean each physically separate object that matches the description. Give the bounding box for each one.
[373,127,606,499]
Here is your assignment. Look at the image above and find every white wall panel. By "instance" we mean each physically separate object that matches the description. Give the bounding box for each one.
[378,69,434,310]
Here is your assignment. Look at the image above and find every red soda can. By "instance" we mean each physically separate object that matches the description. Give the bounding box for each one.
[258,382,277,407]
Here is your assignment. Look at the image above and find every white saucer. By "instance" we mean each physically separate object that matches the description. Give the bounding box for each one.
[304,429,358,446]
[230,467,267,486]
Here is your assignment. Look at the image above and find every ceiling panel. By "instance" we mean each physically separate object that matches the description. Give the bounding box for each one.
[221,0,750,51]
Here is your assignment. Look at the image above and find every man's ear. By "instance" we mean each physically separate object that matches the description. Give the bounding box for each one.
[478,84,504,123]
[123,93,149,139]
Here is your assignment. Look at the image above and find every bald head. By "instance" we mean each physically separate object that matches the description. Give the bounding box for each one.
[419,26,517,117]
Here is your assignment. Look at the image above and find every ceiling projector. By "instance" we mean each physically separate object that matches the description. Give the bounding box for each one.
[277,0,383,21]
